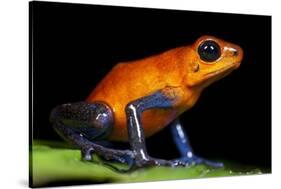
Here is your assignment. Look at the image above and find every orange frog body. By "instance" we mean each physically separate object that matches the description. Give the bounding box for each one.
[86,35,243,141]
[51,35,243,168]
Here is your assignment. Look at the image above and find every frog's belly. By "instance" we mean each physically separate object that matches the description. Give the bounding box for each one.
[108,108,178,141]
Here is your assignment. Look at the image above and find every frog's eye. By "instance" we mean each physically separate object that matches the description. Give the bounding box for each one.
[198,40,221,62]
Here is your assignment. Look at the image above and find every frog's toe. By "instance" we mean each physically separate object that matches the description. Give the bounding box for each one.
[130,157,185,169]
[200,158,224,168]
[81,146,95,161]
[170,159,190,167]
[176,156,223,168]
[108,151,135,165]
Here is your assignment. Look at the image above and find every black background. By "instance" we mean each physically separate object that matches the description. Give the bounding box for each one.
[30,1,271,169]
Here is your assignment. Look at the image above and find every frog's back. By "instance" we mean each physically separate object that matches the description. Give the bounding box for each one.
[86,47,190,141]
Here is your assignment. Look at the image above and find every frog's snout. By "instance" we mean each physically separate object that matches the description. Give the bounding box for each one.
[233,44,243,60]
[232,49,239,57]
[223,43,243,69]
[224,44,243,58]
[234,45,243,69]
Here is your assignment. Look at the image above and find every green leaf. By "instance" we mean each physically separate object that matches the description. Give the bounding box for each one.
[30,141,264,187]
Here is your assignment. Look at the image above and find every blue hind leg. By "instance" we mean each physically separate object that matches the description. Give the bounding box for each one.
[50,101,134,164]
[170,119,223,168]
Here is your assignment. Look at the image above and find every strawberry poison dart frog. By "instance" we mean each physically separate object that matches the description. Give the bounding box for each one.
[50,35,243,168]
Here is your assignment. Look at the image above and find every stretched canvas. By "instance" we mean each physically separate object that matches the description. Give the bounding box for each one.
[29,1,271,187]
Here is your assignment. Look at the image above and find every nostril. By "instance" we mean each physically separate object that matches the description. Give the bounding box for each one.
[233,50,239,56]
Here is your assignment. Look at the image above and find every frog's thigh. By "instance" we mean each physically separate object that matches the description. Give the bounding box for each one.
[50,101,134,163]
[50,102,113,141]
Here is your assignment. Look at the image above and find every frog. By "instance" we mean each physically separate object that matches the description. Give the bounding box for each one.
[50,35,243,169]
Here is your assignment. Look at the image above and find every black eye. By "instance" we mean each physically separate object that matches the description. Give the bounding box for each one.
[198,40,221,62]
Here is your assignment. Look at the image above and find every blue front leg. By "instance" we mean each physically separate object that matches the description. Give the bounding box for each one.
[170,119,223,168]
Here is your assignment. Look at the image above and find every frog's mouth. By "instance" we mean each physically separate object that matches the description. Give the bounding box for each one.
[203,62,240,81]
[190,62,241,88]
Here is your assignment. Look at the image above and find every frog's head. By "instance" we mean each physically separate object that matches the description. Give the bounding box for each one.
[185,35,243,89]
